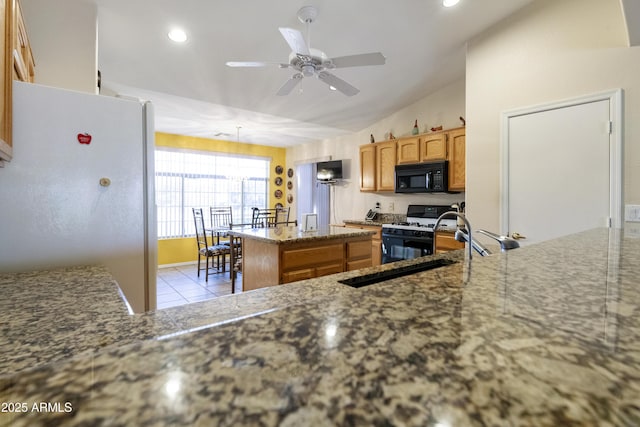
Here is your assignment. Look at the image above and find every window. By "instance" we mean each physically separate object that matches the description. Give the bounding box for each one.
[155,148,269,239]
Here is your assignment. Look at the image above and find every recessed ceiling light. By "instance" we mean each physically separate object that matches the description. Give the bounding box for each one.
[329,86,337,91]
[442,0,460,7]
[168,28,187,43]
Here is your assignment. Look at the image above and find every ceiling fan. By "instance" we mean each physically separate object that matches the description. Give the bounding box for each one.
[225,6,386,96]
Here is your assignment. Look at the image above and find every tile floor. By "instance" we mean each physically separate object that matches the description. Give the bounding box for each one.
[156,263,241,310]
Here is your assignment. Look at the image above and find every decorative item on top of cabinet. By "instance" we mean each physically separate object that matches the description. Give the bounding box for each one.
[412,119,419,135]
[370,134,375,143]
[430,125,443,132]
[460,116,466,126]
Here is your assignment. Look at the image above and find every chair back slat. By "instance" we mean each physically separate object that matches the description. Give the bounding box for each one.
[192,208,209,248]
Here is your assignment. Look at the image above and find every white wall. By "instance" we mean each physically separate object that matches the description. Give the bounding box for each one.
[21,0,98,93]
[466,0,640,231]
[287,79,467,223]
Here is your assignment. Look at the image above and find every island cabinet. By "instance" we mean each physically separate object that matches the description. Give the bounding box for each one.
[230,226,375,292]
[359,140,396,192]
[342,222,382,266]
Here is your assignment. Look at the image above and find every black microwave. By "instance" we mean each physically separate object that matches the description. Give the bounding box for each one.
[395,161,450,193]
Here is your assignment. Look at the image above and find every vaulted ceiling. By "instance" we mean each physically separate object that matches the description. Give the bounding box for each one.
[92,0,538,146]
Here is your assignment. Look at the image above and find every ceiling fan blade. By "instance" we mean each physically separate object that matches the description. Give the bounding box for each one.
[278,27,310,56]
[330,52,386,68]
[317,71,359,96]
[226,61,289,68]
[276,73,303,96]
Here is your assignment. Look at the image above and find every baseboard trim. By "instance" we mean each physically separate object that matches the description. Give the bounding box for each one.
[158,261,198,269]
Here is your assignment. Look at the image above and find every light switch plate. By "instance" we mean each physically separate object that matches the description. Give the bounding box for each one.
[625,204,640,222]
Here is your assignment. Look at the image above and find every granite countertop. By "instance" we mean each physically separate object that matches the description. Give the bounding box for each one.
[1,228,639,426]
[228,225,376,244]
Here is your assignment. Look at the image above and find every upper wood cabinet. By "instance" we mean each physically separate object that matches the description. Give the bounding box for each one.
[1,0,34,163]
[359,126,465,192]
[359,140,397,192]
[376,140,396,191]
[421,132,447,161]
[396,136,420,165]
[447,127,466,191]
[359,144,376,191]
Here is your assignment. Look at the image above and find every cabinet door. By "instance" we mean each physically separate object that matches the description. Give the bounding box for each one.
[376,141,396,191]
[0,0,13,161]
[447,128,466,191]
[435,231,465,253]
[359,145,376,191]
[396,137,420,164]
[420,132,446,161]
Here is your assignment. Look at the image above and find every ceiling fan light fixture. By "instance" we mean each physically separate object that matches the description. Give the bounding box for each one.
[442,0,460,7]
[301,64,315,77]
[168,28,187,43]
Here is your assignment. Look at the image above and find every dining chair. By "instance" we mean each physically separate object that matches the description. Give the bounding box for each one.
[192,208,230,282]
[211,206,240,292]
[251,207,291,228]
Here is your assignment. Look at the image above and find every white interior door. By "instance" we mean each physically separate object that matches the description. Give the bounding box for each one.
[502,92,621,245]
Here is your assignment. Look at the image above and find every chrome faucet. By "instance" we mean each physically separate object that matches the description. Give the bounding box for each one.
[433,211,474,261]
[434,211,521,259]
[476,229,520,252]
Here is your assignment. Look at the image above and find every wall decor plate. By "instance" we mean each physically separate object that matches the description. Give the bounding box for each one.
[274,189,283,199]
[287,181,293,190]
[275,177,283,186]
[287,194,293,204]
[287,168,294,177]
[275,202,283,209]
[275,165,283,175]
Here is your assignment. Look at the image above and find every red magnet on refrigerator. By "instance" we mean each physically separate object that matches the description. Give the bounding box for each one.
[77,133,92,144]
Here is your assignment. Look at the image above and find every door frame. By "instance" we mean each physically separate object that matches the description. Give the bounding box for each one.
[500,89,623,236]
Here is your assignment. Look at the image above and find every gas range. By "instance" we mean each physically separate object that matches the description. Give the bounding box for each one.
[381,204,459,264]
[382,205,457,235]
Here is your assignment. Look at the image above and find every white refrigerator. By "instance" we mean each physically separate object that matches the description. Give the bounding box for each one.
[0,81,157,313]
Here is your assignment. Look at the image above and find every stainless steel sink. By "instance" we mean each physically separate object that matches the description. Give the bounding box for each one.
[338,258,456,288]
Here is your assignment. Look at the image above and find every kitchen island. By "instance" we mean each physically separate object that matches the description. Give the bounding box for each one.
[1,228,639,426]
[229,225,376,291]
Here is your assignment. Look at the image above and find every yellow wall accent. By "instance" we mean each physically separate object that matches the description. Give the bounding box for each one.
[156,132,286,266]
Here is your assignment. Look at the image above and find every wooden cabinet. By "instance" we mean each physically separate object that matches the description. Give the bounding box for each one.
[359,140,396,192]
[241,233,373,291]
[435,231,465,254]
[359,144,376,191]
[396,136,420,164]
[447,127,465,191]
[281,243,344,283]
[359,126,464,192]
[13,0,34,83]
[0,0,35,163]
[343,223,382,266]
[421,132,447,161]
[376,140,396,191]
[0,0,13,162]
